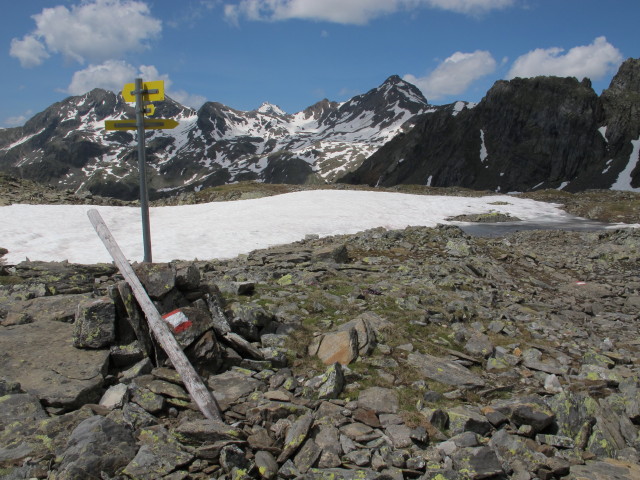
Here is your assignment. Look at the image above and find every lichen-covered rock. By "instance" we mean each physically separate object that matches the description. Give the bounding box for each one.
[407,351,486,388]
[55,415,137,480]
[311,363,345,400]
[134,263,177,299]
[452,446,504,479]
[122,425,193,480]
[255,450,279,479]
[357,387,399,414]
[73,297,116,349]
[277,413,314,463]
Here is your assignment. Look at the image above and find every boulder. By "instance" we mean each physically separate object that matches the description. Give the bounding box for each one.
[122,425,193,479]
[73,296,116,348]
[452,446,504,479]
[0,317,109,409]
[407,351,486,388]
[55,415,137,480]
[315,329,359,365]
[134,263,176,299]
[277,413,314,462]
[310,363,345,400]
[568,458,640,480]
[357,387,399,414]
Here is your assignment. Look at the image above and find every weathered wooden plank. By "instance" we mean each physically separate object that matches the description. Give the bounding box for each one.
[87,209,222,422]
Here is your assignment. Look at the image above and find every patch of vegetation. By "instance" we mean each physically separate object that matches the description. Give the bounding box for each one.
[0,276,23,286]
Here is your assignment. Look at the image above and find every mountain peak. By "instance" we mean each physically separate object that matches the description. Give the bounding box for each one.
[257,102,287,116]
[383,74,404,85]
[604,57,640,95]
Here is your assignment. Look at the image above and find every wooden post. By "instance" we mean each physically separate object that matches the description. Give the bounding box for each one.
[87,209,223,422]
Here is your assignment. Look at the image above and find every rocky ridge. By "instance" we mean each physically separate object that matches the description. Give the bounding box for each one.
[4,59,639,201]
[1,217,639,479]
[0,76,432,200]
[340,58,640,193]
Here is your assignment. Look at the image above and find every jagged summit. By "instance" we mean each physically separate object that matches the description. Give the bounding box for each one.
[256,102,287,116]
[0,76,430,199]
[4,60,638,199]
[341,59,640,192]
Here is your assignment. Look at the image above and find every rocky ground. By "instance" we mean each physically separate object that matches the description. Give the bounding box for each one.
[1,177,640,479]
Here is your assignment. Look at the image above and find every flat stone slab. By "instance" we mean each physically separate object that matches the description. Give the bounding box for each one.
[207,370,265,410]
[568,459,640,480]
[0,317,109,409]
[407,352,486,388]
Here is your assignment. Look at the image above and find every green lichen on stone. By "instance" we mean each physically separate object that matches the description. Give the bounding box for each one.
[34,434,53,450]
[277,274,293,286]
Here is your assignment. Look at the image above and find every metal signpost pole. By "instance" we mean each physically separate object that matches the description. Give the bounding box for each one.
[106,79,175,262]
[134,78,152,263]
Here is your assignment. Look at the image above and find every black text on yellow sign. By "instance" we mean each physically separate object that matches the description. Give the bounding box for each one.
[105,119,179,131]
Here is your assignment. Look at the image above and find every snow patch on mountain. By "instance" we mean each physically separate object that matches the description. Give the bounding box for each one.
[612,137,640,191]
[0,76,432,198]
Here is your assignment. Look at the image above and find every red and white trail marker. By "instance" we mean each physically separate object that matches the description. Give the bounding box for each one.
[162,309,193,334]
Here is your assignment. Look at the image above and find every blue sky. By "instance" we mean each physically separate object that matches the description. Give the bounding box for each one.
[1,0,638,128]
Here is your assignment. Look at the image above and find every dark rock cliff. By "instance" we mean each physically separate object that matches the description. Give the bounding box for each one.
[340,58,640,192]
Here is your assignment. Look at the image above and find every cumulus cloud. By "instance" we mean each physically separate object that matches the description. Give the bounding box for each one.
[66,60,170,95]
[404,50,497,100]
[10,0,161,67]
[224,0,514,25]
[66,60,205,107]
[3,110,34,128]
[9,35,50,68]
[169,90,208,109]
[507,36,623,80]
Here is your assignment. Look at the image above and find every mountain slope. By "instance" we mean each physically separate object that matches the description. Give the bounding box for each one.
[340,58,640,192]
[0,76,431,200]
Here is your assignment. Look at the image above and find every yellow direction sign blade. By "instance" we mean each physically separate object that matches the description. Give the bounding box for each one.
[121,80,165,103]
[144,104,156,116]
[143,119,179,129]
[105,120,137,131]
[105,119,179,131]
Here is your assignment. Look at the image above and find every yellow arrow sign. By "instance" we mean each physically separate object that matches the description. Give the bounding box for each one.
[144,104,156,116]
[105,119,179,131]
[121,80,165,103]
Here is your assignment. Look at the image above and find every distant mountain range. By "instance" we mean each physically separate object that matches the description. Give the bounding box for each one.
[0,75,437,199]
[0,58,638,200]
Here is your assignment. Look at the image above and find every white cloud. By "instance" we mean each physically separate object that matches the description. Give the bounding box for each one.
[66,60,204,107]
[169,90,207,109]
[507,36,623,80]
[425,0,514,14]
[404,50,497,100]
[9,35,50,67]
[3,110,34,128]
[224,0,514,24]
[10,0,161,67]
[67,60,138,94]
[66,60,171,95]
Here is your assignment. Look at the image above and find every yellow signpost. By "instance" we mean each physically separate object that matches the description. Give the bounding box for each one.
[105,118,179,131]
[104,78,179,262]
[121,80,165,103]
